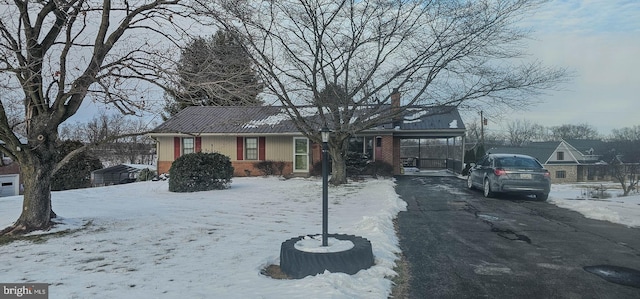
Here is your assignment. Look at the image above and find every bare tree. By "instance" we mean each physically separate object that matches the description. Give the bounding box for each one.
[506,119,545,146]
[610,125,640,141]
[60,113,156,166]
[604,139,640,196]
[0,0,189,235]
[549,123,600,141]
[200,0,566,184]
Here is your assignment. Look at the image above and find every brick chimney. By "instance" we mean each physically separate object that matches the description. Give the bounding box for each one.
[391,88,401,127]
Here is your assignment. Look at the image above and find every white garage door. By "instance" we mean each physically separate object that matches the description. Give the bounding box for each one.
[0,174,19,197]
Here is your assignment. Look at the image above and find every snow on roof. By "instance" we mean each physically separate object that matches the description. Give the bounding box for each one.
[243,107,319,128]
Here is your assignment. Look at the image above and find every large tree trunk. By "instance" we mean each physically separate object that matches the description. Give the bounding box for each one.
[329,137,349,185]
[1,118,59,236]
[1,156,56,236]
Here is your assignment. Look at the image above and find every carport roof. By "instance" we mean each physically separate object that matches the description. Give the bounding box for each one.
[92,164,155,175]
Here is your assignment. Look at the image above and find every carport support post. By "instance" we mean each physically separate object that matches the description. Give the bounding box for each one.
[321,126,331,247]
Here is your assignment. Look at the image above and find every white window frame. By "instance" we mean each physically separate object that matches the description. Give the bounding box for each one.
[245,137,258,160]
[293,137,309,172]
[182,137,195,155]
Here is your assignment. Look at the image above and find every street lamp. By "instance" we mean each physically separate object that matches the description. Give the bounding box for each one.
[320,126,331,246]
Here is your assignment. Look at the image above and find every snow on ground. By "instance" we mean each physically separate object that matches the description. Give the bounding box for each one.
[1,176,638,299]
[0,177,406,299]
[549,182,640,228]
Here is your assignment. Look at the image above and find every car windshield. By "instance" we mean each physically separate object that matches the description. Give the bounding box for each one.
[495,157,541,168]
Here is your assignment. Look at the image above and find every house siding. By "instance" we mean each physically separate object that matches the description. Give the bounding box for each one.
[545,165,579,183]
[156,135,297,176]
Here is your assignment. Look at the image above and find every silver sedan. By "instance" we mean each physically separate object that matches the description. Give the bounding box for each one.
[467,154,551,201]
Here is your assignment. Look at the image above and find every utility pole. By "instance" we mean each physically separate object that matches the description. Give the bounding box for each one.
[480,110,485,147]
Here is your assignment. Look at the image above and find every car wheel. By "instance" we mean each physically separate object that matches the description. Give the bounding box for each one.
[483,179,495,198]
[536,193,548,201]
[467,175,475,190]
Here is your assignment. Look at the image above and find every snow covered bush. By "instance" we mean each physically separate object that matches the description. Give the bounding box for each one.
[169,152,234,192]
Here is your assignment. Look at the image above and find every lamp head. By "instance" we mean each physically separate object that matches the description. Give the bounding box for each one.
[320,126,330,143]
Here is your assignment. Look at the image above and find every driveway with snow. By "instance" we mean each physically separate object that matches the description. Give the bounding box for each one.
[395,175,640,298]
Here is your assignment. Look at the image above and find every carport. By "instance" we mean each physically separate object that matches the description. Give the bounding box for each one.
[395,107,466,174]
[91,164,155,186]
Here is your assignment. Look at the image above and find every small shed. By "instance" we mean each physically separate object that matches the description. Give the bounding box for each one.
[91,164,156,187]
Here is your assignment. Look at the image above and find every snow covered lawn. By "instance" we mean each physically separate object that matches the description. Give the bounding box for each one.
[0,177,406,299]
[549,182,640,228]
[1,176,638,299]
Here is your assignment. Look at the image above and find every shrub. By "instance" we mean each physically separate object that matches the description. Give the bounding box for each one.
[365,160,394,178]
[51,140,103,191]
[346,152,369,178]
[169,152,234,192]
[137,168,156,182]
[255,161,287,176]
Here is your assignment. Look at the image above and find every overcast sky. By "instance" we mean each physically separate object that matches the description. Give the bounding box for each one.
[482,0,640,136]
[67,0,639,136]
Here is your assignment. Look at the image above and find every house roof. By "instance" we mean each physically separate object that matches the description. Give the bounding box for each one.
[488,143,558,163]
[488,139,609,165]
[150,105,466,136]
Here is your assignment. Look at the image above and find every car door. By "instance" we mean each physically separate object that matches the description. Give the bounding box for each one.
[470,155,488,187]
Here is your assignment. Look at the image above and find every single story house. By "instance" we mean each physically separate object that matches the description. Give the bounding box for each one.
[488,139,610,183]
[149,98,466,177]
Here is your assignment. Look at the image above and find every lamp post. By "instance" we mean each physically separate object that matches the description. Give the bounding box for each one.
[320,126,331,246]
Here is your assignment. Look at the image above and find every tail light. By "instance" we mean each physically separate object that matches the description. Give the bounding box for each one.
[543,171,550,178]
[494,168,507,176]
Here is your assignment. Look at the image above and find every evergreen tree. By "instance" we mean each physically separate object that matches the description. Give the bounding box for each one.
[163,30,263,119]
[51,141,103,191]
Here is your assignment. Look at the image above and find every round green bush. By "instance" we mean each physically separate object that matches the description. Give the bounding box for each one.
[169,152,234,192]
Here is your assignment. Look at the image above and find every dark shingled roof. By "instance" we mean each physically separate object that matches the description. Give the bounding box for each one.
[151,105,465,135]
[152,106,300,134]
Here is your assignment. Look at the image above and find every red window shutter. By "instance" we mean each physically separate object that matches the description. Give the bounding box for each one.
[195,137,202,153]
[259,137,266,160]
[173,137,181,160]
[236,137,244,160]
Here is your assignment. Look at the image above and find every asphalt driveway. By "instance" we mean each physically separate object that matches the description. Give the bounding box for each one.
[395,175,640,299]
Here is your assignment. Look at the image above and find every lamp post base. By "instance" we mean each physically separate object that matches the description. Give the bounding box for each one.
[279,234,374,279]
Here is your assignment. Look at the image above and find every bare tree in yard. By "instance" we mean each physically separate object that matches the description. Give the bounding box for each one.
[163,30,263,119]
[0,0,188,235]
[606,132,640,196]
[199,0,566,184]
[506,119,545,146]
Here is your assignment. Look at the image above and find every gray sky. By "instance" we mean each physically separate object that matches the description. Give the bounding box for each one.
[67,0,639,136]
[482,0,640,136]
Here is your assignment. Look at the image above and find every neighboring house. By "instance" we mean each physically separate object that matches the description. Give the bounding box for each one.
[148,102,466,177]
[0,136,26,197]
[488,139,610,183]
[0,157,21,197]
